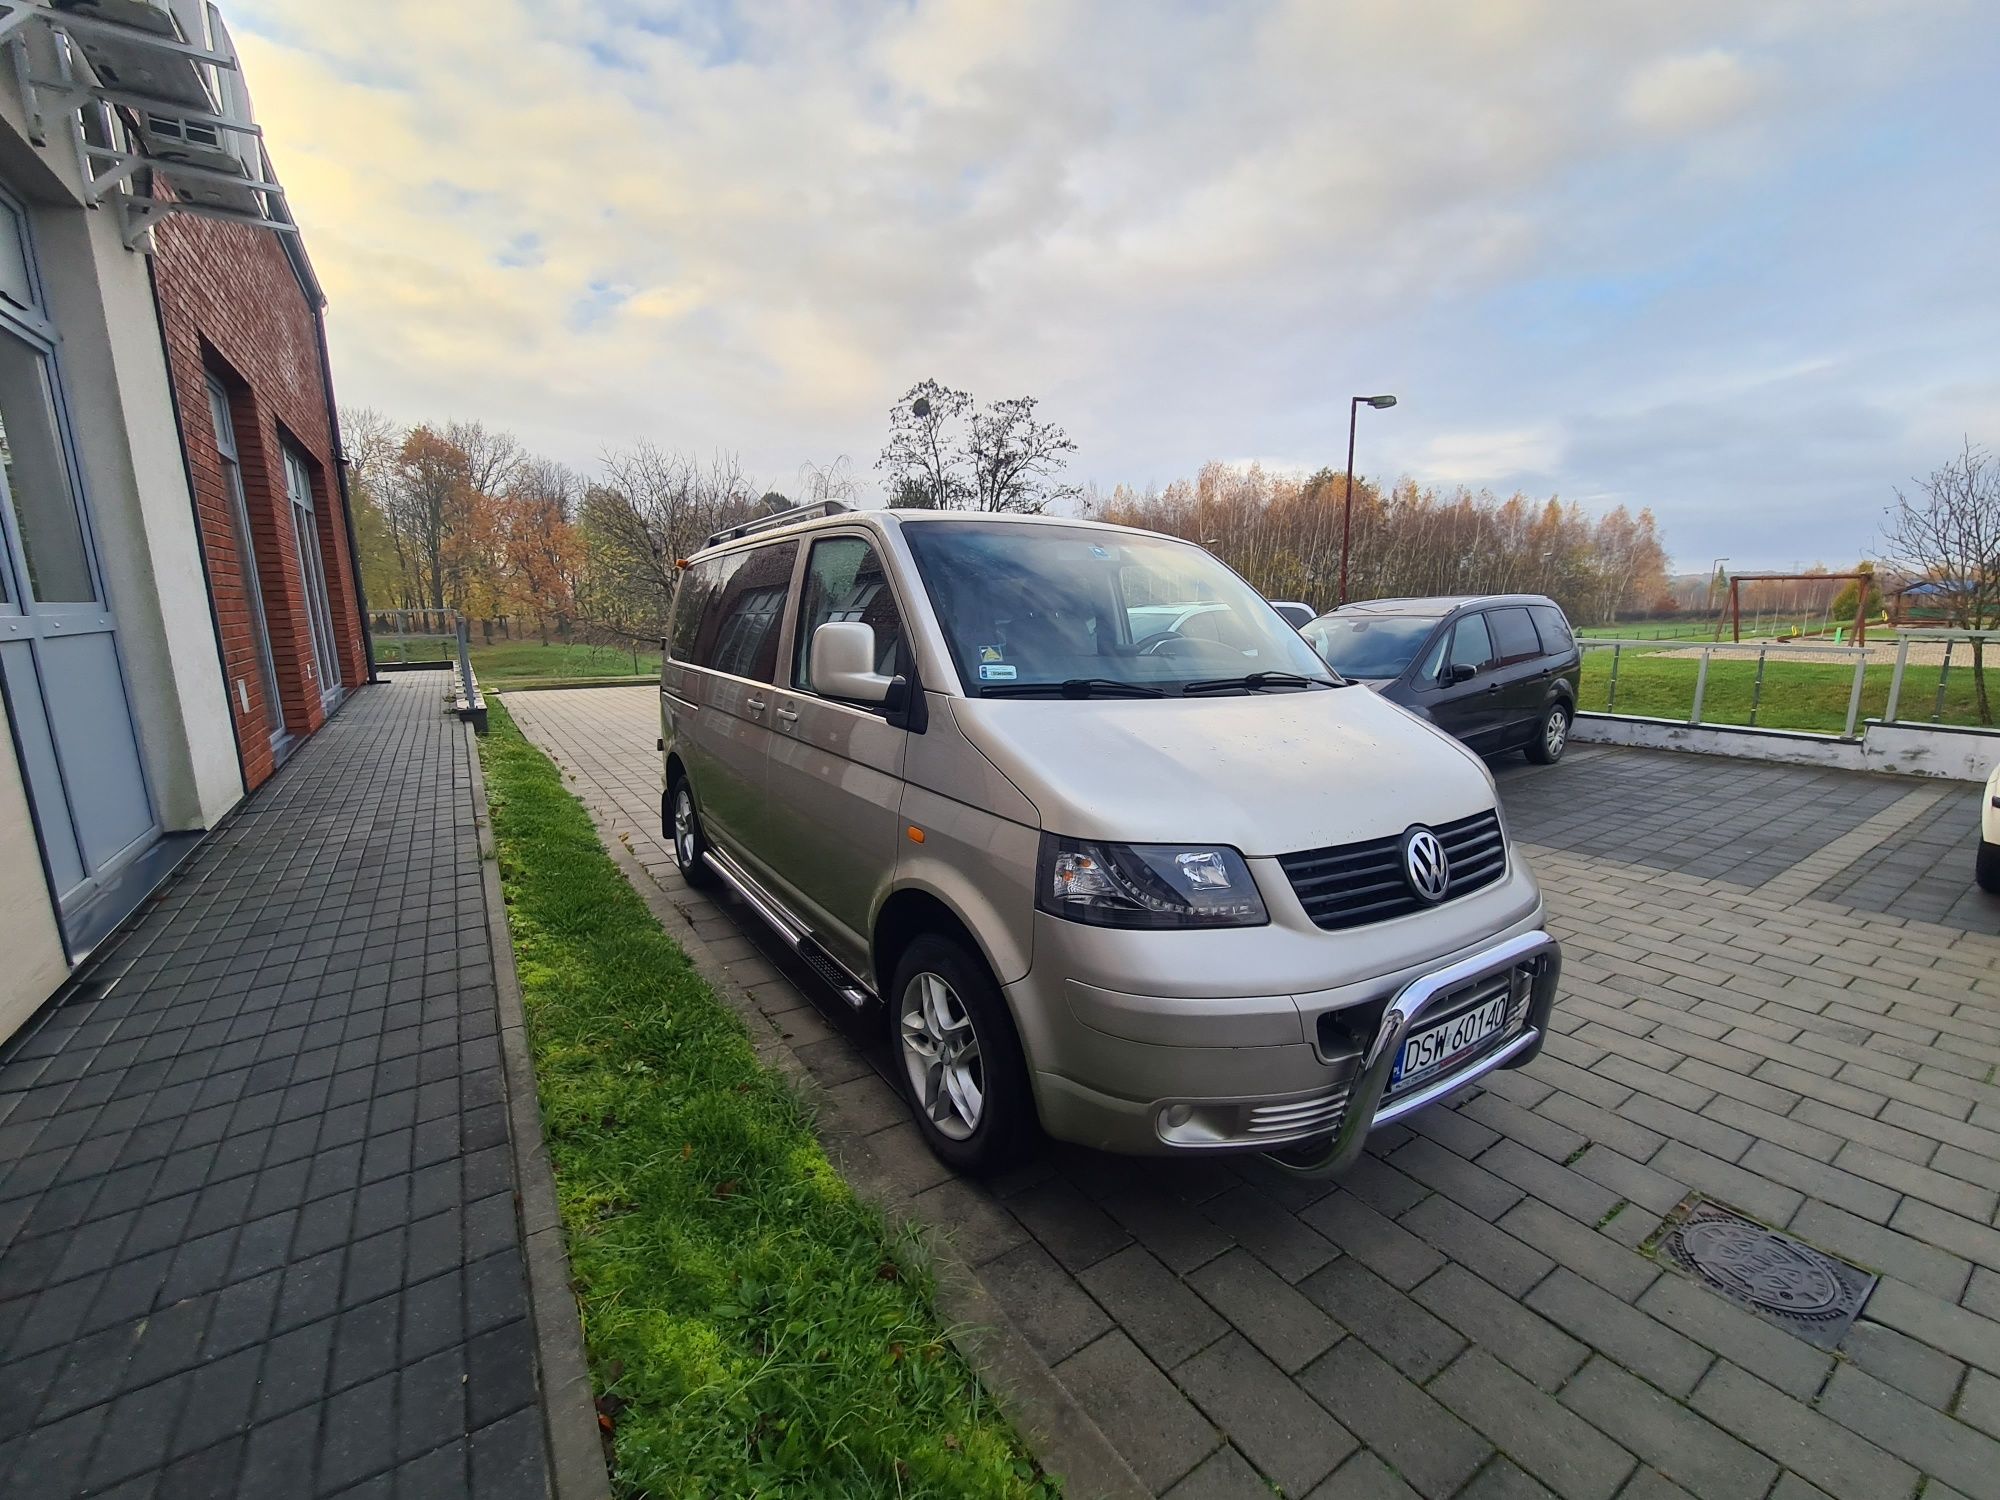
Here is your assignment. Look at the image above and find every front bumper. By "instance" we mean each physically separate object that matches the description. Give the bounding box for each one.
[1019,926,1561,1161]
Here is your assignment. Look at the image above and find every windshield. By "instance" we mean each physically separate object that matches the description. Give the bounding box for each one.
[901,520,1334,695]
[1302,615,1439,679]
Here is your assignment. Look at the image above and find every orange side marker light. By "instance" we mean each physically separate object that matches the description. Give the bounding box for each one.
[906,826,926,844]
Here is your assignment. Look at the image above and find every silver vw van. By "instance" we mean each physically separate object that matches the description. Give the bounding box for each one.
[661,503,1560,1173]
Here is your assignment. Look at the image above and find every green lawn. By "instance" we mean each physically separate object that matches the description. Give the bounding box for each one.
[1579,647,1997,734]
[371,633,660,682]
[478,700,1054,1499]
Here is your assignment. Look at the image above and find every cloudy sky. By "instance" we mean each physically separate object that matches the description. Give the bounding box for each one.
[227,0,1998,571]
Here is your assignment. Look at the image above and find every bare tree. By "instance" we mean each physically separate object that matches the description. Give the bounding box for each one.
[1880,438,2000,722]
[796,455,858,508]
[579,444,759,641]
[877,380,1079,512]
[878,380,972,508]
[443,420,525,501]
[968,396,1080,514]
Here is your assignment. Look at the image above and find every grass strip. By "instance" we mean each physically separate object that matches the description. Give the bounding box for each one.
[479,700,1055,1498]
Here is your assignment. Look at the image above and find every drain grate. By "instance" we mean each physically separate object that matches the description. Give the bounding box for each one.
[1657,1198,1875,1350]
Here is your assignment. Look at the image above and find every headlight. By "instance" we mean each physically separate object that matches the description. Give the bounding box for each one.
[1035,835,1268,929]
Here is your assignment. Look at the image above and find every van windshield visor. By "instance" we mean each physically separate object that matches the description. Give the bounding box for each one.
[901,521,1336,696]
[1302,616,1437,679]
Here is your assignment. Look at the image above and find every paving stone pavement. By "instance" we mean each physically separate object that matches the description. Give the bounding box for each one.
[0,676,552,1500]
[511,685,2000,1500]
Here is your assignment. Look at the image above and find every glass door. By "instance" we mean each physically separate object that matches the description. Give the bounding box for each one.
[282,444,342,710]
[0,186,158,926]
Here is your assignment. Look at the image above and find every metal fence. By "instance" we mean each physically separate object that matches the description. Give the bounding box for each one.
[1579,629,2000,740]
[1881,629,2000,725]
[369,609,457,665]
[1581,637,1871,738]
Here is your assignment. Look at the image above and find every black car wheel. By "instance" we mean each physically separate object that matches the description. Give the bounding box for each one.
[1978,840,2000,895]
[666,774,717,889]
[890,934,1038,1173]
[1526,701,1571,764]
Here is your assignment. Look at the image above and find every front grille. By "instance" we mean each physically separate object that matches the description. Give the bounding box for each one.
[1280,810,1506,931]
[1245,1085,1350,1139]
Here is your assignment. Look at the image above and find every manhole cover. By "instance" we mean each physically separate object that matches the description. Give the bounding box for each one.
[1657,1198,1875,1349]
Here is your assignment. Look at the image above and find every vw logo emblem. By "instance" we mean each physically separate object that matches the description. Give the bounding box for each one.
[1403,827,1450,902]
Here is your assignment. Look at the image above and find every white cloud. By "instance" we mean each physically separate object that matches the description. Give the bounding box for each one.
[219,0,1997,573]
[1412,427,1565,487]
[1623,50,1762,135]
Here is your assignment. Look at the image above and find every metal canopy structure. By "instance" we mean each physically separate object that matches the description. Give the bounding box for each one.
[0,0,295,249]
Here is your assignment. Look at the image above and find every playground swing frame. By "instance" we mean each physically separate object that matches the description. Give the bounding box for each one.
[1724,571,1874,646]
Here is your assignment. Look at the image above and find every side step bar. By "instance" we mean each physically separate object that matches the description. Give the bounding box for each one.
[701,847,876,1009]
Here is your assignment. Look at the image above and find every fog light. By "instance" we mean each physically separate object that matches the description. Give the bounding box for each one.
[1162,1104,1193,1129]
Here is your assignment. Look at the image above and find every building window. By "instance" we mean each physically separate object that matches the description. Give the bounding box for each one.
[281,442,341,697]
[206,375,287,747]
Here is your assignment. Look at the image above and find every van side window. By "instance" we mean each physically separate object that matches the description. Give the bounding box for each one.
[667,557,721,662]
[693,541,797,681]
[1529,604,1574,652]
[1488,606,1541,666]
[793,536,904,690]
[1448,613,1495,674]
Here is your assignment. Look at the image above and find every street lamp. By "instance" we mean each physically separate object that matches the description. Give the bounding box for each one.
[1339,394,1397,606]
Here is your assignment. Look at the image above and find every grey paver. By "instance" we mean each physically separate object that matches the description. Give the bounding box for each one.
[1176,1332,1355,1497]
[1636,1272,1831,1400]
[1815,1362,2000,1499]
[1162,1444,1275,1500]
[1055,1332,1219,1493]
[1559,1356,1775,1500]
[981,1241,1113,1364]
[1525,1269,1712,1397]
[1078,1245,1223,1369]
[1413,1262,1586,1389]
[0,679,548,1499]
[1298,1255,1466,1381]
[1688,1362,1918,1500]
[1299,1336,1490,1499]
[1300,1190,1444,1290]
[1185,1247,1339,1374]
[1431,1348,1634,1500]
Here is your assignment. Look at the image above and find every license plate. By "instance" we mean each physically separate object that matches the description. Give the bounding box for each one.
[1392,994,1510,1093]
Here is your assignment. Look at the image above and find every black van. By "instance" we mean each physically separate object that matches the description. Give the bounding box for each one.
[1302,595,1582,763]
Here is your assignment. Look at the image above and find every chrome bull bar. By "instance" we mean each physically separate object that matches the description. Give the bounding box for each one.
[1264,929,1561,1178]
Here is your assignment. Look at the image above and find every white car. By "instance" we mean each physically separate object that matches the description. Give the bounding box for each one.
[1980,762,2000,893]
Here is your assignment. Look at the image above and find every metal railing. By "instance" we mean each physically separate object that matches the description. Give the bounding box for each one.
[369,608,457,665]
[1581,637,1871,739]
[1881,629,2000,725]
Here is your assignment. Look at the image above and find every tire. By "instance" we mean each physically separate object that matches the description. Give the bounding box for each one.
[666,772,717,890]
[889,933,1038,1174]
[1526,700,1571,764]
[1978,840,2000,895]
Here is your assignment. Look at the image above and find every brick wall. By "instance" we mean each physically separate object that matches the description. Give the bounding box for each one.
[150,208,366,791]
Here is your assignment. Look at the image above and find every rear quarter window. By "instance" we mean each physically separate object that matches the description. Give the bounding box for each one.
[667,557,721,662]
[1529,604,1575,653]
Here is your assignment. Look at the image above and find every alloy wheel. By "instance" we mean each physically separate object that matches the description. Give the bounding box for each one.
[673,785,698,867]
[899,971,985,1140]
[1546,710,1568,758]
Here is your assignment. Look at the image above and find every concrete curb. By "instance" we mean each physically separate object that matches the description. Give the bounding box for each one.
[586,809,1149,1500]
[464,722,614,1500]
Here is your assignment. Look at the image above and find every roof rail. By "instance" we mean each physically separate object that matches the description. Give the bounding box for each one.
[705,499,849,548]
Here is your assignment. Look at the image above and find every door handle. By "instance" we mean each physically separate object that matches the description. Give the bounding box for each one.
[776,707,800,724]
[746,696,768,712]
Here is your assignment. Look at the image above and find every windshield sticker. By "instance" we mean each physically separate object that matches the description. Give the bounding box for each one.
[979,663,1018,681]
[979,644,1006,663]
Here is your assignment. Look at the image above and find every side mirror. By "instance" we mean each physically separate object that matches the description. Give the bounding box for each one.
[1446,661,1477,685]
[811,621,893,704]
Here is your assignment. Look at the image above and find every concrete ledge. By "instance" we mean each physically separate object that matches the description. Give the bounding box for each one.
[1572,712,1993,781]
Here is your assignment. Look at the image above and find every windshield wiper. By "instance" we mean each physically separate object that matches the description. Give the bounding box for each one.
[1179,671,1339,696]
[981,677,1167,699]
